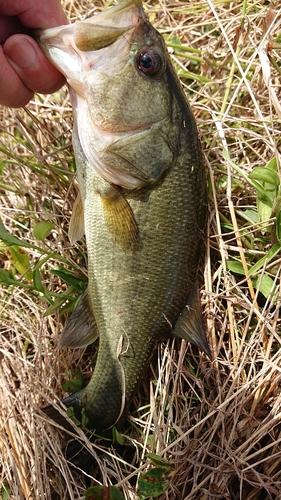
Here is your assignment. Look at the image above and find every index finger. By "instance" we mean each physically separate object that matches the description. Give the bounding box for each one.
[0,0,67,29]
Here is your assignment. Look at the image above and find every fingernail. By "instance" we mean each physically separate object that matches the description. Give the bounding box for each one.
[5,37,37,69]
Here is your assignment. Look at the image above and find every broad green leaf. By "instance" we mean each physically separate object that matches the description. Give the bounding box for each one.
[138,468,170,499]
[257,196,273,226]
[265,156,277,170]
[62,371,84,392]
[171,35,181,45]
[249,167,280,187]
[81,408,89,427]
[236,209,259,225]
[1,483,11,500]
[66,407,82,427]
[253,274,277,300]
[5,245,32,281]
[226,261,245,275]
[33,221,55,241]
[85,486,125,500]
[247,179,273,204]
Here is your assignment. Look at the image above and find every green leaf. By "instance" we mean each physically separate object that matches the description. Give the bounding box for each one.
[249,166,280,187]
[0,218,31,247]
[62,371,84,392]
[246,178,273,204]
[236,209,259,225]
[81,408,89,428]
[33,221,55,241]
[33,268,45,293]
[265,156,277,170]
[85,486,125,500]
[257,196,274,226]
[66,407,82,426]
[1,483,11,500]
[226,261,245,275]
[248,243,281,277]
[276,209,281,243]
[146,453,171,469]
[171,35,181,45]
[0,269,29,288]
[5,245,32,281]
[112,427,125,445]
[253,274,277,300]
[138,468,170,499]
[49,269,86,291]
[43,296,67,316]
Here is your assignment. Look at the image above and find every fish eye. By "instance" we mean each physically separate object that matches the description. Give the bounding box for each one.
[137,50,163,76]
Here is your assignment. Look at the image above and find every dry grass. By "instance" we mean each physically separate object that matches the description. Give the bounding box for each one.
[1,0,281,499]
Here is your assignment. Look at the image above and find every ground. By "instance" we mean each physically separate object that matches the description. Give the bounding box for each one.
[1,1,281,499]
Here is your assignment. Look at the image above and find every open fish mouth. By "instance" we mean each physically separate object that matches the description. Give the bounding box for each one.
[37,0,145,88]
[37,0,176,189]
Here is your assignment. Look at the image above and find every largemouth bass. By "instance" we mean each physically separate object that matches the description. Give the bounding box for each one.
[38,0,209,434]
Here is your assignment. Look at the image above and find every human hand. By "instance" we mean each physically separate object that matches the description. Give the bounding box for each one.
[0,0,67,107]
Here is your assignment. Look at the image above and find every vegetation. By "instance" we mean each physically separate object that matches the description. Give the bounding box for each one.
[1,0,281,498]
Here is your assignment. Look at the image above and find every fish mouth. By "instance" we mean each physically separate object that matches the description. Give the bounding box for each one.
[37,0,171,189]
[73,0,144,52]
[37,0,145,93]
[38,0,144,55]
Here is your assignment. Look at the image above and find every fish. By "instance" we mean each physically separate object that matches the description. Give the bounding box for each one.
[37,0,210,435]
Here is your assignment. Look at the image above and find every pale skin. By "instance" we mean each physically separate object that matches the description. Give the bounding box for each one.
[0,0,67,107]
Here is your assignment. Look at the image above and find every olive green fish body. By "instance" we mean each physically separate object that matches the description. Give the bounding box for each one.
[73,111,205,430]
[38,0,209,433]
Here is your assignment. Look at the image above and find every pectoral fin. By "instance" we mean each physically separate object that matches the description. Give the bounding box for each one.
[97,181,138,250]
[58,289,99,349]
[68,192,85,244]
[172,282,211,359]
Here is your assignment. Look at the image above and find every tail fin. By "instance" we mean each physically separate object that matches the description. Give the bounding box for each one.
[42,390,84,431]
[43,391,107,471]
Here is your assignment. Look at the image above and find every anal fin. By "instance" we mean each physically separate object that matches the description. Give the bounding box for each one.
[172,282,211,359]
[58,289,99,349]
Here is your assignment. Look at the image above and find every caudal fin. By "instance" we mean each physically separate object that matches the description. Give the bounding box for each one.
[42,390,84,430]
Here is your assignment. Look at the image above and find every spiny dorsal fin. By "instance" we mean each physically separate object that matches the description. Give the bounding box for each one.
[172,282,211,359]
[58,289,99,349]
[68,192,85,245]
